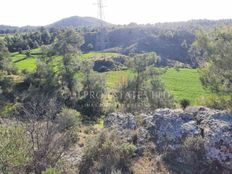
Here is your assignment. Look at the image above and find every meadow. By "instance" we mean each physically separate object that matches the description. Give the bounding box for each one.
[105,69,211,104]
[161,68,211,104]
[0,34,5,39]
[80,52,119,59]
[11,50,211,104]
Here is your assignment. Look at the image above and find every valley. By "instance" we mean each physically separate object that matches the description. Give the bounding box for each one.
[0,15,231,174]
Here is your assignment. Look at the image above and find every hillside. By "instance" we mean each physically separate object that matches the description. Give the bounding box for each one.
[0,16,111,33]
[82,19,232,65]
[2,18,232,65]
[47,16,111,28]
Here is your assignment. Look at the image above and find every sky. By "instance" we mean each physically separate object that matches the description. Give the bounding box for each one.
[1,0,232,26]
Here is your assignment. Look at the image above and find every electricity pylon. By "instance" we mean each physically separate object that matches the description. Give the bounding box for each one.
[97,0,104,20]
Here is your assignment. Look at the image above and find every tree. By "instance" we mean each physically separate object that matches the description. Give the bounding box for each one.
[14,95,79,174]
[23,29,84,108]
[117,53,173,112]
[78,60,105,118]
[52,29,84,107]
[53,28,84,56]
[0,39,15,101]
[0,39,13,72]
[194,27,232,94]
[117,53,174,112]
[24,58,59,96]
[127,52,157,103]
[40,27,51,45]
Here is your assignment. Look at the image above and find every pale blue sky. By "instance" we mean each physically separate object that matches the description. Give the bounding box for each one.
[1,0,232,26]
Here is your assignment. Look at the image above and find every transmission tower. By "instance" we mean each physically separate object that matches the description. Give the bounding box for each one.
[96,0,104,20]
[94,0,106,50]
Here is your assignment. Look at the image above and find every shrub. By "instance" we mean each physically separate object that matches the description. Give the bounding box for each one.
[180,99,190,110]
[163,136,209,174]
[57,108,81,132]
[42,168,58,174]
[25,50,31,57]
[0,125,30,174]
[196,96,232,111]
[79,130,136,174]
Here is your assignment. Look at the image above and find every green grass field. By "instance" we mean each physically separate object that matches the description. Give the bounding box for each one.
[105,70,134,89]
[11,50,211,104]
[105,69,211,104]
[11,50,119,72]
[161,68,211,104]
[81,52,119,59]
[14,57,37,72]
[11,52,39,72]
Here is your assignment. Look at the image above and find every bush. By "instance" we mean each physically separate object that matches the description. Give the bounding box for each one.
[42,168,58,174]
[163,136,210,174]
[57,108,81,132]
[0,125,30,174]
[79,130,136,174]
[180,99,190,110]
[25,50,31,57]
[196,96,232,111]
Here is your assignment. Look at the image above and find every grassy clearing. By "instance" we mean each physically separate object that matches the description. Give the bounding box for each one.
[11,51,119,72]
[11,52,28,62]
[104,68,212,104]
[105,70,134,89]
[31,47,41,54]
[161,68,211,104]
[81,52,119,59]
[11,51,40,72]
[14,57,37,72]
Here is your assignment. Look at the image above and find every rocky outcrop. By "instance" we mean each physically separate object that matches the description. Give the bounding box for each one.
[145,109,200,152]
[104,107,232,171]
[104,112,137,130]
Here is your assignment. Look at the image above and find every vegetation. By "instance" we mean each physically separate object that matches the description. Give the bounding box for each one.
[180,99,191,110]
[79,130,136,174]
[0,125,30,173]
[4,27,55,52]
[163,136,210,174]
[194,26,232,110]
[162,68,211,104]
[81,52,119,60]
[1,17,232,174]
[116,53,174,111]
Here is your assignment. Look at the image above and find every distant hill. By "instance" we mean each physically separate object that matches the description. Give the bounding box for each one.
[0,25,39,34]
[0,16,111,33]
[0,25,19,33]
[47,16,111,28]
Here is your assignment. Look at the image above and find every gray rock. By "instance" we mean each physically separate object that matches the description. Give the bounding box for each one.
[145,109,200,152]
[199,111,232,170]
[104,108,232,170]
[104,112,137,130]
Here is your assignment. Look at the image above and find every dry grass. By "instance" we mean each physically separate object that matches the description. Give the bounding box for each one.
[132,156,170,174]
